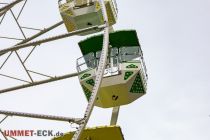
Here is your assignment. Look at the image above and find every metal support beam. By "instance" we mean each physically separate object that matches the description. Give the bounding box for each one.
[0,129,17,140]
[0,36,24,41]
[0,0,24,12]
[0,129,8,140]
[23,47,36,63]
[27,70,53,78]
[0,52,12,70]
[21,26,42,31]
[0,110,83,124]
[0,72,78,94]
[110,107,120,125]
[17,21,64,45]
[0,21,63,57]
[0,13,6,24]
[0,22,64,80]
[0,73,30,83]
[0,0,24,17]
[10,9,27,39]
[0,115,8,124]
[17,0,27,20]
[0,25,103,56]
[14,51,34,82]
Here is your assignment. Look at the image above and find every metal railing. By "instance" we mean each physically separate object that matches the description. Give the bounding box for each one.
[76,46,148,80]
[76,48,120,77]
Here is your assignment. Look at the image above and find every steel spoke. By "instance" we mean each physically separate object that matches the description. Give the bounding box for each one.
[0,52,12,70]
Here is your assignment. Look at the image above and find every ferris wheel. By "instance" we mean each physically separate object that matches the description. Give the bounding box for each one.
[0,0,148,140]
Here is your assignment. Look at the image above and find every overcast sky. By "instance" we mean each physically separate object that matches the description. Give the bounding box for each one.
[0,0,210,140]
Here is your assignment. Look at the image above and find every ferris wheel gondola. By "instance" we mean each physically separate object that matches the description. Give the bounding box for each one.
[58,0,117,35]
[77,30,148,108]
[0,0,148,140]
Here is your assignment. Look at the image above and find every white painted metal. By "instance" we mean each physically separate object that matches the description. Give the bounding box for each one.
[0,1,121,139]
[0,72,78,94]
[110,106,120,125]
[0,129,9,140]
[0,0,24,17]
[0,25,103,56]
[0,110,82,124]
[71,0,110,139]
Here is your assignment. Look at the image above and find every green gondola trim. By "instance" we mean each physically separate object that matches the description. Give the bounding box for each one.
[130,73,145,93]
[81,85,92,101]
[126,64,138,68]
[124,71,134,80]
[86,79,95,86]
[78,30,140,55]
[80,73,91,80]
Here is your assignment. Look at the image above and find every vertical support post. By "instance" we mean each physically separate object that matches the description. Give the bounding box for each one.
[110,107,120,125]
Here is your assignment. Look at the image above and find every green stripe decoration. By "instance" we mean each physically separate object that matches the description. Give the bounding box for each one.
[86,79,95,86]
[126,64,138,68]
[81,73,91,80]
[124,71,134,80]
[130,73,145,93]
[81,85,92,101]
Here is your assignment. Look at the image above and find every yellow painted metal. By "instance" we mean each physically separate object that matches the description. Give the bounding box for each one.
[62,16,76,31]
[52,126,124,140]
[59,0,117,35]
[105,1,116,25]
[95,1,101,10]
[79,62,147,108]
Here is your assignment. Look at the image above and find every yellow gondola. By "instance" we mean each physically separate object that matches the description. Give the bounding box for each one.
[59,0,117,35]
[77,30,148,108]
[52,125,124,140]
